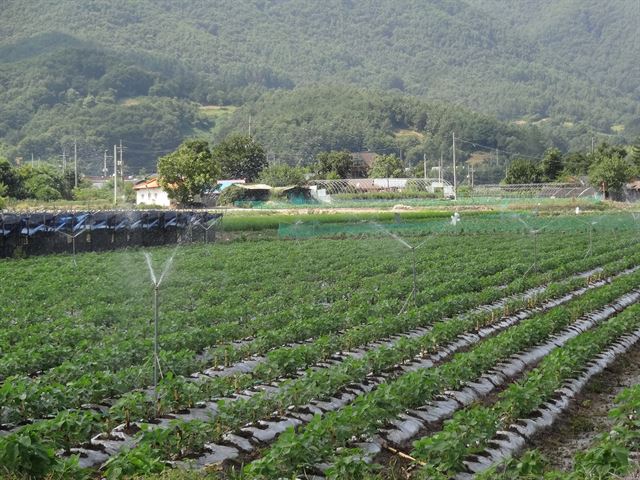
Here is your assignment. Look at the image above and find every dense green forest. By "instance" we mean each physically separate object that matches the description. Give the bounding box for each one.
[218,86,550,170]
[0,0,637,174]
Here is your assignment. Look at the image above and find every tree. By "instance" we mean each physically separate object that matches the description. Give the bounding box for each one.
[562,151,591,176]
[14,164,74,201]
[157,139,219,205]
[212,134,267,182]
[503,159,542,184]
[540,148,563,181]
[588,152,635,198]
[257,164,307,187]
[314,151,353,178]
[369,154,403,178]
[0,157,20,198]
[630,137,640,169]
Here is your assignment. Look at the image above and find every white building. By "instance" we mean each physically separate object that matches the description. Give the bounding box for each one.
[133,178,172,207]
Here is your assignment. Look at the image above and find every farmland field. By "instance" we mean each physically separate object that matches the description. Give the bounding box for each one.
[2,213,640,479]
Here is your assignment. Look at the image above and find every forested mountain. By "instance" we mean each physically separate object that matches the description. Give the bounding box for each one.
[218,86,549,167]
[0,0,637,173]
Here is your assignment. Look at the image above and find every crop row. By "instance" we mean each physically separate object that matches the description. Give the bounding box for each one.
[409,302,640,478]
[78,258,640,478]
[0,232,555,380]
[1,232,617,427]
[241,267,640,478]
[2,250,634,478]
[350,286,640,456]
[476,383,640,479]
[91,267,625,471]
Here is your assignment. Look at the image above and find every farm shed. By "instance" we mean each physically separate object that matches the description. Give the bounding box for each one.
[233,183,273,201]
[273,185,312,202]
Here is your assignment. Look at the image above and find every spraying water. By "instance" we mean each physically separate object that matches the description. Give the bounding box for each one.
[371,221,430,310]
[194,215,221,244]
[143,246,178,409]
[144,252,157,285]
[512,213,557,277]
[157,248,177,286]
[575,216,598,258]
[55,215,88,268]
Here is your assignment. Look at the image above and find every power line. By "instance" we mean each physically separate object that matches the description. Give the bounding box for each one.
[125,148,176,155]
[454,136,546,162]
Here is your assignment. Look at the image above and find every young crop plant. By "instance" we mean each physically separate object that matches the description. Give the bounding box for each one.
[101,253,640,476]
[2,221,639,478]
[242,269,640,478]
[411,303,640,478]
[4,229,627,431]
[476,384,640,480]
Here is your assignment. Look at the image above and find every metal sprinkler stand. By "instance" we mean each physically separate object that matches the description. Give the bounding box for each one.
[153,283,160,406]
[586,222,595,258]
[370,222,427,312]
[144,250,175,413]
[411,246,417,306]
[532,228,538,272]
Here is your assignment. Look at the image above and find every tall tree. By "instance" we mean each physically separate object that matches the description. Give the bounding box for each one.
[212,135,267,182]
[540,147,563,181]
[588,152,635,199]
[630,137,640,169]
[258,164,306,187]
[503,159,542,184]
[0,158,20,198]
[157,139,219,205]
[314,151,354,179]
[562,151,591,176]
[369,154,404,178]
[15,164,74,201]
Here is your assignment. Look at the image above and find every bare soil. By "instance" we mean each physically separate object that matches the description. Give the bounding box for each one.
[529,341,640,471]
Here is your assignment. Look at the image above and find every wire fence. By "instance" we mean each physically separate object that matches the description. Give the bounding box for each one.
[278,212,640,239]
[230,179,600,209]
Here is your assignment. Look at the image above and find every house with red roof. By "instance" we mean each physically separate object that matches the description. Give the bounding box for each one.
[133,177,172,207]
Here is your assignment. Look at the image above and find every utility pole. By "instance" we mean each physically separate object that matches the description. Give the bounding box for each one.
[248,115,252,137]
[452,132,457,200]
[73,138,78,188]
[61,148,67,173]
[591,136,595,156]
[423,153,427,180]
[439,150,443,183]
[103,150,108,177]
[31,153,34,167]
[470,163,475,188]
[113,144,118,205]
[119,140,125,183]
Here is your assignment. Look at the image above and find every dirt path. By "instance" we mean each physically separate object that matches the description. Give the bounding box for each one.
[530,341,640,471]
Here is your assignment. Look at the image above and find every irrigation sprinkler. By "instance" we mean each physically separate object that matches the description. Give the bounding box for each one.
[55,214,88,267]
[573,214,601,258]
[199,215,222,243]
[531,228,539,272]
[371,222,428,310]
[514,214,557,278]
[144,248,177,408]
[583,220,597,258]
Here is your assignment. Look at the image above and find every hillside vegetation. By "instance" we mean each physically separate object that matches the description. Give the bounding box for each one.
[0,0,637,172]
